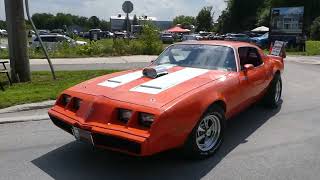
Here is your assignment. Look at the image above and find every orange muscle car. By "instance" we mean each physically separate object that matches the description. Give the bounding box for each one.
[48,41,284,158]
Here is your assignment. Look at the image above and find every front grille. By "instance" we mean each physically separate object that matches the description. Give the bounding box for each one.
[50,115,73,135]
[92,133,141,154]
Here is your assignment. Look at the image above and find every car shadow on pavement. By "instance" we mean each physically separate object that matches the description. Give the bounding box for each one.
[32,103,282,180]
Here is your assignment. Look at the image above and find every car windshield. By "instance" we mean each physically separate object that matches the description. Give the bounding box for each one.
[261,33,269,38]
[155,44,237,71]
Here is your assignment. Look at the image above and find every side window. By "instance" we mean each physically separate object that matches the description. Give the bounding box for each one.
[238,47,263,70]
[56,37,66,42]
[41,37,50,42]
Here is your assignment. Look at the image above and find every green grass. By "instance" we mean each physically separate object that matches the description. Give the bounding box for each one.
[0,70,117,109]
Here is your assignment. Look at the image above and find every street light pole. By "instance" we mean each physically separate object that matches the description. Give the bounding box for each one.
[4,0,31,83]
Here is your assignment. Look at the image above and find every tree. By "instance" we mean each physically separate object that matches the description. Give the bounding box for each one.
[100,20,110,31]
[31,13,54,29]
[88,16,100,29]
[0,20,6,29]
[196,6,214,32]
[132,14,139,25]
[173,15,196,28]
[311,16,320,40]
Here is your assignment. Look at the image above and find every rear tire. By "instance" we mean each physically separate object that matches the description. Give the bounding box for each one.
[263,73,282,108]
[183,105,225,159]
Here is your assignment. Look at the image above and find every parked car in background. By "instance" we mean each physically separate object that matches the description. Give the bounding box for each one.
[225,33,251,42]
[182,34,198,41]
[0,29,8,36]
[31,34,87,50]
[251,33,269,49]
[102,31,114,38]
[89,29,102,40]
[38,30,51,35]
[199,31,211,40]
[51,29,66,35]
[161,33,174,44]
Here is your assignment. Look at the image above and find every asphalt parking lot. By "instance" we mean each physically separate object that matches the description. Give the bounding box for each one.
[0,61,320,180]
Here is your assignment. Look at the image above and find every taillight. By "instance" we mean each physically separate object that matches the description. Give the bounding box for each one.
[73,98,82,110]
[60,94,71,106]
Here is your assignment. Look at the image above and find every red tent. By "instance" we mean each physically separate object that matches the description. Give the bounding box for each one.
[167,26,191,33]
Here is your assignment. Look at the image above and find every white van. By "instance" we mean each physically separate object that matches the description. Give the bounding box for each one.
[31,34,87,50]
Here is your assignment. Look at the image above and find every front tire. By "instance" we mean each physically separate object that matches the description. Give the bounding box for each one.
[263,73,282,108]
[183,105,225,159]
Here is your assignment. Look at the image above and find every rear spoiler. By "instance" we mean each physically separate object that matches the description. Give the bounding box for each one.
[267,55,284,64]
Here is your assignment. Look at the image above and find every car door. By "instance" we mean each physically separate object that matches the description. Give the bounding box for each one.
[238,46,267,103]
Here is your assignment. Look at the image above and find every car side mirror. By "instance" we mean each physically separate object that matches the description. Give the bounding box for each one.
[244,64,254,72]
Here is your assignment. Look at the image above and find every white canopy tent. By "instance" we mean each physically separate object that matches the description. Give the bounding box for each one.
[251,26,269,32]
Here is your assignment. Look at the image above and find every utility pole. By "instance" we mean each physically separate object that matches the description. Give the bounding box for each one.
[4,0,31,83]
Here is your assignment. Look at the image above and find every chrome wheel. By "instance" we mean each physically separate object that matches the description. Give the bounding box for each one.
[274,80,281,103]
[196,115,221,152]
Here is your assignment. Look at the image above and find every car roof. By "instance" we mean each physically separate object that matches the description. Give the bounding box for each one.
[38,34,65,37]
[176,40,260,49]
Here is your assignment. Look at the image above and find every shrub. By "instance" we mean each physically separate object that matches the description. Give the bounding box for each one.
[306,41,320,55]
[311,17,320,40]
[139,24,163,55]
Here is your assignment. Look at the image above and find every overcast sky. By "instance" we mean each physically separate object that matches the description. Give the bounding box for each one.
[0,0,226,21]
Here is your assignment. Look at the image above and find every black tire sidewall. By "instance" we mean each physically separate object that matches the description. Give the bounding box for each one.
[265,74,282,108]
[184,105,225,159]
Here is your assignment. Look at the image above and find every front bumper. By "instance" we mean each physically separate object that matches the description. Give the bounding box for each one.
[49,109,152,156]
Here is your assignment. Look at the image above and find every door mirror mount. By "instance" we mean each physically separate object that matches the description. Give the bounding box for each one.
[244,64,254,74]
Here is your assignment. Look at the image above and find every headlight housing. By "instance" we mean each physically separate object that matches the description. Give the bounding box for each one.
[118,109,133,123]
[138,113,155,128]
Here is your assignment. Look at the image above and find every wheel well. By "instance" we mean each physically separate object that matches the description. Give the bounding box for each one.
[207,100,226,113]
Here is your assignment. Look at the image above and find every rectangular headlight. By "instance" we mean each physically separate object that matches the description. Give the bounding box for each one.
[118,109,133,123]
[139,113,155,128]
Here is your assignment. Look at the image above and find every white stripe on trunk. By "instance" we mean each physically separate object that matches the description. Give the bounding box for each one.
[98,71,142,88]
[130,68,209,94]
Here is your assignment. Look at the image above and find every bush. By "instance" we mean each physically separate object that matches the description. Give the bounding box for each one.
[139,24,163,55]
[112,25,164,56]
[306,41,320,55]
[311,17,320,40]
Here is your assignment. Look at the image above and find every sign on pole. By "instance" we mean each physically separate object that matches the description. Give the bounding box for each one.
[122,1,133,14]
[122,1,134,33]
[271,41,285,56]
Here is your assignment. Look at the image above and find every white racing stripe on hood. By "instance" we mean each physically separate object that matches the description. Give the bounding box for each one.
[130,68,209,94]
[97,64,176,88]
[98,71,142,88]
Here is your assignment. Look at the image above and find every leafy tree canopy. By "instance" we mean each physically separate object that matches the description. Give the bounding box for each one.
[196,6,214,32]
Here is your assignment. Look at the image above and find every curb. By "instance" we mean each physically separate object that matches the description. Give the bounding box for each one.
[0,115,50,124]
[0,100,55,114]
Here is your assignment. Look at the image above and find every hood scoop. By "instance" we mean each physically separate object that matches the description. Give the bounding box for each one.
[143,66,169,79]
